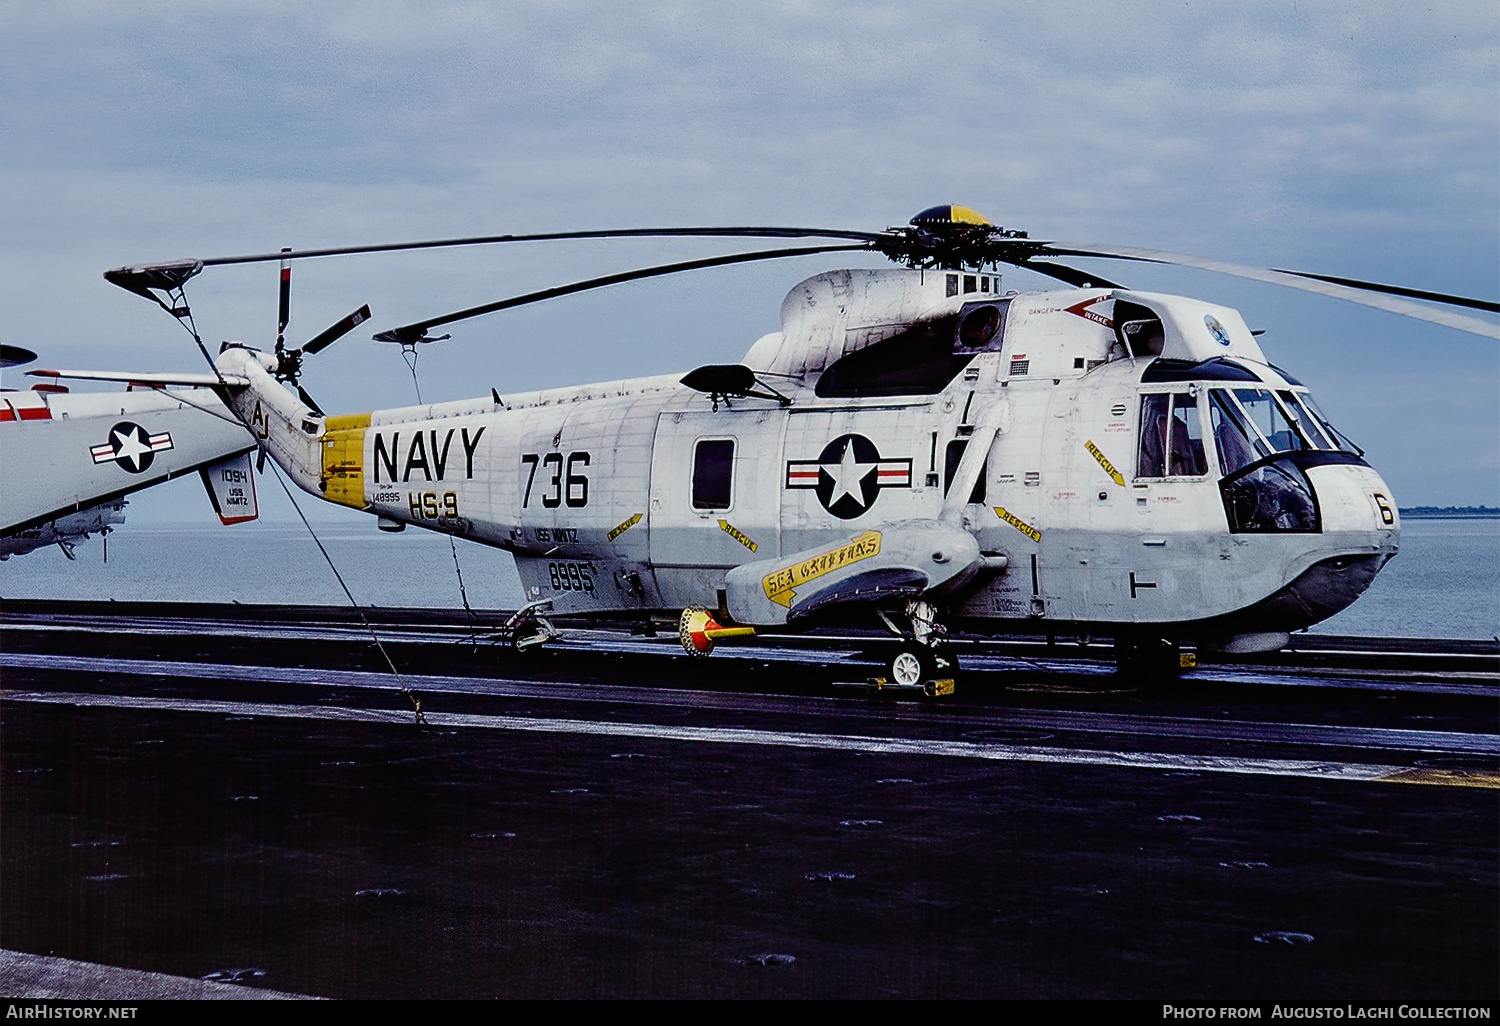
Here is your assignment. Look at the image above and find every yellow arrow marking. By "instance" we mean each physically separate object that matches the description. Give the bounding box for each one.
[992,506,1041,543]
[607,512,642,542]
[1086,439,1126,487]
[761,530,882,608]
[718,519,758,552]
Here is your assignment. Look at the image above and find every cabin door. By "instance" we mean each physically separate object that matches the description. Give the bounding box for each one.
[648,408,786,586]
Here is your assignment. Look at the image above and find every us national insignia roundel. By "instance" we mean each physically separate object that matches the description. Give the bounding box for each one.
[89,421,174,474]
[785,433,912,519]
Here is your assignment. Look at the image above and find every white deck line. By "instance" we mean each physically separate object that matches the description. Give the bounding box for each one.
[8,687,1487,788]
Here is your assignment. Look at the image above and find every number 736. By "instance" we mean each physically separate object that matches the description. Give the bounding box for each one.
[521,451,590,508]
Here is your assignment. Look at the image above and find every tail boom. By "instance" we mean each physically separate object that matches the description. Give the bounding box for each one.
[216,348,370,512]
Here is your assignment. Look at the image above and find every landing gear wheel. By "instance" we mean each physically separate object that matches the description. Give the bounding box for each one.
[888,643,936,688]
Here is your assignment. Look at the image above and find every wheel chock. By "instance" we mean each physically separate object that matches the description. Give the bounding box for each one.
[861,676,954,697]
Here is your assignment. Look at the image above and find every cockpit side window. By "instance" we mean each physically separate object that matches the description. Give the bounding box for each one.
[1138,394,1170,478]
[1232,388,1304,453]
[1169,395,1208,475]
[1209,390,1267,475]
[1137,392,1208,478]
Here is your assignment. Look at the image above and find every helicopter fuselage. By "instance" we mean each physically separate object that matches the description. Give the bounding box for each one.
[219,267,1399,652]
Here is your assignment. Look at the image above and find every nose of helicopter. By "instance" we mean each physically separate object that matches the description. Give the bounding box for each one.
[1306,459,1401,540]
[1266,461,1401,627]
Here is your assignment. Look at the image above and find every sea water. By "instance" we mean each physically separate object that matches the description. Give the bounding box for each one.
[1,516,1495,641]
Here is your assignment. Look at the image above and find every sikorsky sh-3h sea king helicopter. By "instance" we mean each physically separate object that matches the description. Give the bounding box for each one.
[52,206,1499,686]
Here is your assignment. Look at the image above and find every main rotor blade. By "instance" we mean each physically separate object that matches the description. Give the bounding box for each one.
[301,304,372,355]
[374,244,869,343]
[190,227,883,268]
[1266,269,1499,314]
[1038,243,1500,340]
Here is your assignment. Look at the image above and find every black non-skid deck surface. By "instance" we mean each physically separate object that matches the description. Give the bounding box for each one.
[1,602,1496,1000]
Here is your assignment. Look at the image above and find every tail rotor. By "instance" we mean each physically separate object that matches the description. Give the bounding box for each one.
[266,249,370,413]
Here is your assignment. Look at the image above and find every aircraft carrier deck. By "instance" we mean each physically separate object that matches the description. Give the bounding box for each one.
[1,600,1495,1001]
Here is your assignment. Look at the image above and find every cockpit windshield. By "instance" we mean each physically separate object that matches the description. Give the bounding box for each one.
[1278,390,1332,449]
[1206,386,1358,469]
[1294,391,1362,455]
[1174,383,1361,536]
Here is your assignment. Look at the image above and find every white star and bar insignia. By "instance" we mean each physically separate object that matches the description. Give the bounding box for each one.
[785,433,911,519]
[91,421,173,474]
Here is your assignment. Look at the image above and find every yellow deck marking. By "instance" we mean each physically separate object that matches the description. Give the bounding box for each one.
[1086,439,1126,487]
[718,519,758,552]
[320,413,371,510]
[1377,767,1500,789]
[993,505,1042,543]
[607,512,642,542]
[762,530,882,608]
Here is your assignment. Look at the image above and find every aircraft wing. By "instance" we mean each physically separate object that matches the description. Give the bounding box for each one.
[723,520,983,627]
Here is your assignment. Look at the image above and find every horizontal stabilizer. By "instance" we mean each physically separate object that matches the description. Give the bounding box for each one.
[27,370,250,388]
[724,519,982,627]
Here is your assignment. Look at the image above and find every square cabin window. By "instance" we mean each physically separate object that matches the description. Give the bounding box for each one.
[692,439,735,510]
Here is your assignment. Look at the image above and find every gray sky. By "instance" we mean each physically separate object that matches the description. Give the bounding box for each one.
[2,0,1496,524]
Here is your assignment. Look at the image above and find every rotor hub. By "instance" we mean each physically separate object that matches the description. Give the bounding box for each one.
[873,204,1036,271]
